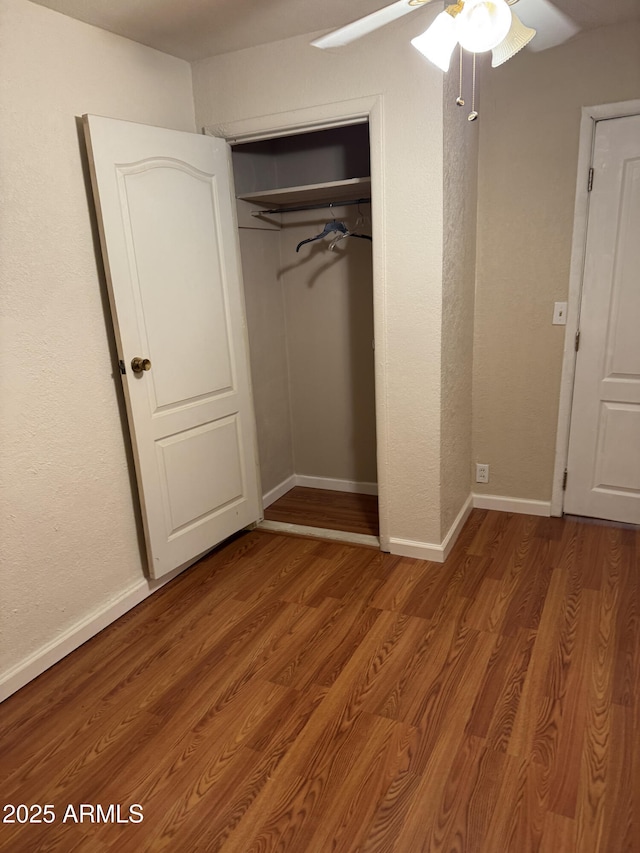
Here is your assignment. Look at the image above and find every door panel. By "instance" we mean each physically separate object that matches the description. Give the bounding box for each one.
[565,114,640,524]
[157,417,244,534]
[84,115,261,578]
[121,162,234,407]
[594,404,640,492]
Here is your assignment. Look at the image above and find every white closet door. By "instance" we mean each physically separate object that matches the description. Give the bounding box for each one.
[84,115,261,578]
[564,114,640,524]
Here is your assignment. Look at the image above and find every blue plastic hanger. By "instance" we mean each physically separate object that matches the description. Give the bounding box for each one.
[296,219,348,253]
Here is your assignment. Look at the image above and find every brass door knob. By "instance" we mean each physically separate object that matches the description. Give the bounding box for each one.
[131,357,151,374]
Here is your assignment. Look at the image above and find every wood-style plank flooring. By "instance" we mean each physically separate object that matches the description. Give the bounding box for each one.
[1,510,638,852]
[264,487,379,536]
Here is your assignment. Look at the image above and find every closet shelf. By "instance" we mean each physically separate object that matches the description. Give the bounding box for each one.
[237,177,371,208]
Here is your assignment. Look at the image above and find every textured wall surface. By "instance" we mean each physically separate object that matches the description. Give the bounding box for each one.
[281,207,377,484]
[238,226,295,495]
[238,209,376,495]
[473,23,640,501]
[192,17,448,545]
[0,0,195,681]
[440,62,479,536]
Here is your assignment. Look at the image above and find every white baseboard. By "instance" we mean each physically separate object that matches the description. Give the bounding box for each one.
[441,494,474,560]
[0,559,192,704]
[0,581,145,703]
[388,495,473,564]
[472,493,552,517]
[388,537,445,562]
[262,475,296,509]
[386,491,551,562]
[294,475,378,495]
[263,474,378,508]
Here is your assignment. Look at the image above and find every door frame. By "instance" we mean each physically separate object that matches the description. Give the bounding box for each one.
[204,95,390,550]
[551,98,640,517]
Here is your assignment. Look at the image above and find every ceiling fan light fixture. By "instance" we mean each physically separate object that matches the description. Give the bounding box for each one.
[455,0,512,53]
[411,10,458,72]
[491,12,536,66]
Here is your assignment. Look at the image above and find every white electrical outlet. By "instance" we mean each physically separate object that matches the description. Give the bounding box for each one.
[476,463,489,484]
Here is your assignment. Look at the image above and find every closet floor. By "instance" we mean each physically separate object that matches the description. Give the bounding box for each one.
[264,486,379,536]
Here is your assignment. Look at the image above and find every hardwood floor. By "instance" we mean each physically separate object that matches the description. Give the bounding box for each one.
[264,487,380,536]
[1,510,638,852]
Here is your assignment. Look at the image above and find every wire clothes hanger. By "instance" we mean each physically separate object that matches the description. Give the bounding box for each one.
[328,230,372,251]
[295,205,373,253]
[328,203,372,251]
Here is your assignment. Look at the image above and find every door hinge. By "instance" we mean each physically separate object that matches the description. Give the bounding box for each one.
[118,359,126,375]
[587,167,594,192]
[575,329,581,352]
[562,469,568,491]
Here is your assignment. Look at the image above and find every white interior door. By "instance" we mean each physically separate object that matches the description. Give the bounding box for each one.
[564,114,640,524]
[84,115,262,578]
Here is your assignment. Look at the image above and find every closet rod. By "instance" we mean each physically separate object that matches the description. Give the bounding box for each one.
[251,197,371,217]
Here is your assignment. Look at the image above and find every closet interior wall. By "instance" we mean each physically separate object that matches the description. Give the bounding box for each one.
[232,125,376,504]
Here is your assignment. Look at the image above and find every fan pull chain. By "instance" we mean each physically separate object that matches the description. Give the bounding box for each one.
[456,46,464,106]
[468,53,478,121]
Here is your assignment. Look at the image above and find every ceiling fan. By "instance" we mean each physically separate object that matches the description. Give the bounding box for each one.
[311,0,579,70]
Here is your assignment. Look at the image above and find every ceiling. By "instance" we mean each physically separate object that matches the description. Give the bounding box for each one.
[28,0,640,62]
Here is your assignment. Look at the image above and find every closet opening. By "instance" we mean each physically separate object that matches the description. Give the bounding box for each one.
[231,122,379,546]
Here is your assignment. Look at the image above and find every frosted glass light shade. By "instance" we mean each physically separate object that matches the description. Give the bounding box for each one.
[411,11,458,72]
[491,12,536,66]
[455,0,512,53]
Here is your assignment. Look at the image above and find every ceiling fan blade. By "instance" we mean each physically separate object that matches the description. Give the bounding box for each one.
[311,0,429,49]
[514,0,580,51]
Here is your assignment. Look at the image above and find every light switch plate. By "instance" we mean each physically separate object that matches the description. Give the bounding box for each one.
[553,302,568,325]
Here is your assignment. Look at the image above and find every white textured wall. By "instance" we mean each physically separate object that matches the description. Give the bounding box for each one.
[238,226,295,495]
[281,207,377,484]
[441,64,478,534]
[473,23,640,501]
[0,0,195,686]
[240,209,376,492]
[192,17,449,545]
